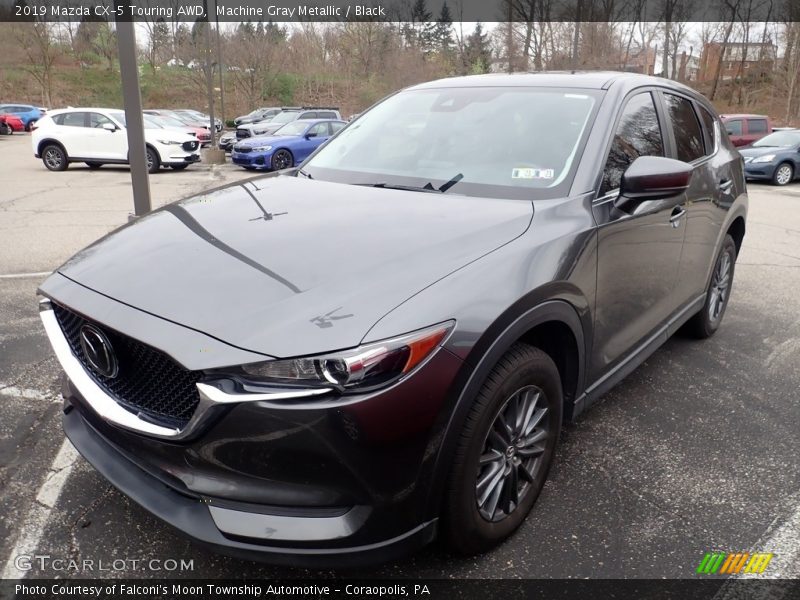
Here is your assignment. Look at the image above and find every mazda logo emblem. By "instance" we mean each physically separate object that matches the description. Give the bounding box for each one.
[79,324,118,378]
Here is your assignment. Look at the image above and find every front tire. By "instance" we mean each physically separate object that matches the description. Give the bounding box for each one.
[685,234,737,339]
[146,146,160,174]
[42,144,68,171]
[85,162,102,169]
[271,149,293,171]
[772,163,794,186]
[443,344,562,555]
[170,164,189,170]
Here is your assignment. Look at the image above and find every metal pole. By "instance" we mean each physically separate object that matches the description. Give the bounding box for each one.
[114,9,152,217]
[215,0,225,131]
[203,0,217,147]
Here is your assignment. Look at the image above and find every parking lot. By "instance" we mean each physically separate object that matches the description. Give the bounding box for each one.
[1,130,799,580]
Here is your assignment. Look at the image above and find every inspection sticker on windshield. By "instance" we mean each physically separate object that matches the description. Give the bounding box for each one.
[512,167,554,180]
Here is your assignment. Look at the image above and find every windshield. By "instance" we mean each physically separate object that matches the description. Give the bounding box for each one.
[753,131,800,147]
[269,111,300,125]
[275,121,311,136]
[303,87,599,200]
[109,111,126,126]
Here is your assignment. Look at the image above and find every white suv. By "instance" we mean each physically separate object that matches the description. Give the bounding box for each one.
[32,108,201,173]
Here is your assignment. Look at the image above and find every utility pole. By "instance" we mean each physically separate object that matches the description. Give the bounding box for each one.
[215,0,225,129]
[114,5,151,217]
[202,0,216,147]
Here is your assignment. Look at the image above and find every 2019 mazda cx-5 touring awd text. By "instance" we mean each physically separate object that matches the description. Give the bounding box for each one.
[39,72,747,566]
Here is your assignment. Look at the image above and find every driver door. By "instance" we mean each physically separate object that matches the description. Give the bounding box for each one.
[85,112,127,160]
[590,91,688,380]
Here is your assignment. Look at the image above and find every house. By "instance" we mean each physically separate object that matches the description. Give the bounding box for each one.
[698,41,776,82]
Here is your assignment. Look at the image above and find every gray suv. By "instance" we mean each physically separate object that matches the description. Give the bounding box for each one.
[39,72,746,567]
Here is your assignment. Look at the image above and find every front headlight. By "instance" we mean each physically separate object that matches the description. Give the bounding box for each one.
[752,154,776,163]
[252,145,272,152]
[238,321,453,393]
[156,139,183,145]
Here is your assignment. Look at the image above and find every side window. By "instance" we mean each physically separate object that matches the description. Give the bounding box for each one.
[318,111,336,119]
[600,92,664,196]
[62,112,87,127]
[748,119,768,134]
[302,111,317,119]
[52,114,65,125]
[725,119,743,136]
[329,121,345,134]
[699,107,717,154]
[308,123,327,137]
[88,112,113,128]
[663,93,704,162]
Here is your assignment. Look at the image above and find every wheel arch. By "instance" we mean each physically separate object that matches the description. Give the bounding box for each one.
[38,138,67,157]
[726,215,746,257]
[423,299,587,521]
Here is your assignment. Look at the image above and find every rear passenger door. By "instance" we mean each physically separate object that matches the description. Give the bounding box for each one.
[591,90,687,379]
[665,96,737,306]
[55,112,90,157]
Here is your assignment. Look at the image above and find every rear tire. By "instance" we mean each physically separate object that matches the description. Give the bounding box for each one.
[25,119,36,132]
[146,146,160,174]
[42,144,68,171]
[685,235,737,339]
[443,343,562,555]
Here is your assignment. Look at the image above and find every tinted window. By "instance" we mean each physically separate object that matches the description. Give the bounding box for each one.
[725,120,743,136]
[748,119,768,134]
[699,107,716,154]
[663,93,704,162]
[601,92,664,195]
[62,112,87,127]
[301,112,317,119]
[318,111,337,119]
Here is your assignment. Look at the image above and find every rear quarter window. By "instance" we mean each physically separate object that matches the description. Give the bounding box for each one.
[663,93,704,162]
[699,107,717,154]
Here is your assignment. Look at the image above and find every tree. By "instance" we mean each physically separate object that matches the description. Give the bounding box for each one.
[434,1,454,54]
[463,22,492,74]
[14,20,60,106]
[142,17,171,72]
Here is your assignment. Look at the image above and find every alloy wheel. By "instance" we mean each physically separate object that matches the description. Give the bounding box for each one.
[272,150,292,170]
[475,385,549,522]
[44,147,63,170]
[708,250,732,322]
[776,164,792,185]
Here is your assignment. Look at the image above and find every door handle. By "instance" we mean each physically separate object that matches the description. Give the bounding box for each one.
[719,178,733,193]
[669,206,686,227]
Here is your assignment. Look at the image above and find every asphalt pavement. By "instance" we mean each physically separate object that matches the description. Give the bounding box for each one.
[1,131,799,580]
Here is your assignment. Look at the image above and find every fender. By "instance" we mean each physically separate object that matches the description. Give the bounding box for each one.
[423,299,586,521]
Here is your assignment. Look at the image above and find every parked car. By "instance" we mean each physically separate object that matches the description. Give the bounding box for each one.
[720,114,772,147]
[144,113,211,146]
[38,73,746,567]
[231,119,345,171]
[236,108,341,139]
[32,108,200,173]
[0,103,43,131]
[739,129,800,185]
[218,130,237,152]
[173,109,223,132]
[0,113,25,134]
[145,109,211,132]
[233,107,283,126]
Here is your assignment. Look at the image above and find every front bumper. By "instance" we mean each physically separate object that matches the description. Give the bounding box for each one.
[165,152,200,166]
[744,162,777,180]
[231,150,271,169]
[62,400,437,567]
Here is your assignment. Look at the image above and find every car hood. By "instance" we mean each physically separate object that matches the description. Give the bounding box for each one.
[54,177,533,359]
[739,146,787,157]
[246,122,283,135]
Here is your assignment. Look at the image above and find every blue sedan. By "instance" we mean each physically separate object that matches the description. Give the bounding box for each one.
[231,119,345,171]
[0,104,44,131]
[740,129,800,186]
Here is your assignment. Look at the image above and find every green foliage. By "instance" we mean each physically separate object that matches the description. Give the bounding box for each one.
[264,73,298,105]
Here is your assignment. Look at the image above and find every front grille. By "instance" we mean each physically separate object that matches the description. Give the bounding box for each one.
[53,304,202,428]
[233,145,251,153]
[236,129,251,139]
[182,141,199,152]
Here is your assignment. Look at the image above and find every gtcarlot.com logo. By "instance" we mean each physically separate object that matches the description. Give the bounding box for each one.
[696,551,774,575]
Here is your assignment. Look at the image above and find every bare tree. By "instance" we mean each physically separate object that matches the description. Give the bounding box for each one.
[14,20,60,106]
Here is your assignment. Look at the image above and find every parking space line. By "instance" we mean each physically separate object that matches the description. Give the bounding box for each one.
[0,439,79,579]
[0,384,57,402]
[0,271,51,279]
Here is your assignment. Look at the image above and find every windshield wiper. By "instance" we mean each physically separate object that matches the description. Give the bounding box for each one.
[354,173,464,194]
[297,168,313,179]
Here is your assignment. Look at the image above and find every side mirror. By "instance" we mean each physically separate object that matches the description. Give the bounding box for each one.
[102,122,117,132]
[305,132,317,139]
[618,156,692,203]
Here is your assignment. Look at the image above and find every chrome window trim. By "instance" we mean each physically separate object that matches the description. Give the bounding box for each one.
[39,299,332,440]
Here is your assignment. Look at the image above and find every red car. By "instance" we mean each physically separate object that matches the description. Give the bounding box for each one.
[0,113,25,134]
[720,114,773,147]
